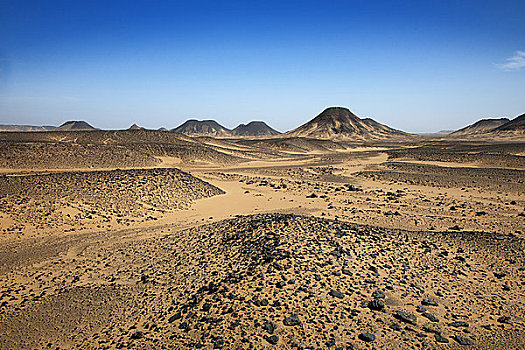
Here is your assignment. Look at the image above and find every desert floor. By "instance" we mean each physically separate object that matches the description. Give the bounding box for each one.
[0,135,524,349]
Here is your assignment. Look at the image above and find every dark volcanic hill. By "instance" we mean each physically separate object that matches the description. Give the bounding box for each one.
[172,119,231,137]
[231,121,281,137]
[450,118,510,136]
[494,113,525,132]
[55,121,96,131]
[0,124,56,132]
[128,123,144,130]
[285,107,408,140]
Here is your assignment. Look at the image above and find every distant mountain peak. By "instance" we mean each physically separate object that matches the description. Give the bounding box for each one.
[286,107,407,140]
[450,118,510,136]
[232,121,280,137]
[56,120,96,131]
[128,123,144,130]
[494,113,525,132]
[172,119,231,137]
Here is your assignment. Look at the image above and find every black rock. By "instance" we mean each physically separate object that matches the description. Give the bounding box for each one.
[434,334,449,343]
[372,290,386,299]
[307,193,318,198]
[130,331,144,340]
[283,314,301,326]
[329,290,345,299]
[168,313,181,323]
[202,302,212,312]
[416,305,426,313]
[449,321,469,328]
[453,335,474,345]
[262,321,276,334]
[213,339,225,349]
[390,323,402,331]
[395,311,417,325]
[367,299,385,311]
[494,272,507,279]
[422,312,439,322]
[264,335,279,345]
[497,315,511,324]
[358,332,376,342]
[422,298,438,306]
[179,322,190,331]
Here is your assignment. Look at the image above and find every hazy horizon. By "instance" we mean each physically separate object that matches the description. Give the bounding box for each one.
[1,0,524,133]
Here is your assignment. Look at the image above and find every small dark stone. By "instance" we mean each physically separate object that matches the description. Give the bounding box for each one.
[283,314,301,326]
[168,313,181,323]
[367,299,385,311]
[449,321,469,328]
[276,281,286,288]
[422,312,439,323]
[494,272,507,279]
[434,334,449,343]
[202,303,212,312]
[213,339,225,349]
[395,311,417,325]
[262,321,276,334]
[372,290,386,299]
[329,290,345,299]
[453,335,474,345]
[422,298,438,306]
[497,316,511,324]
[390,323,402,331]
[264,335,279,345]
[130,331,144,340]
[416,305,426,313]
[358,332,376,342]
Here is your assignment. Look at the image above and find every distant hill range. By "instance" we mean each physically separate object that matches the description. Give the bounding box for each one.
[285,107,409,140]
[172,119,280,138]
[450,113,525,138]
[55,121,97,131]
[0,124,56,132]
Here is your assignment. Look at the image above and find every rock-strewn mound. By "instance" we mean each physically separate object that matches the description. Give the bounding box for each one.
[0,168,224,229]
[1,214,523,349]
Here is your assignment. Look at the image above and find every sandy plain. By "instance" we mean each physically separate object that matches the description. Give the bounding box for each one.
[0,131,524,349]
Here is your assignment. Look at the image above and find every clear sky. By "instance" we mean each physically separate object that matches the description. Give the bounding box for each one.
[0,0,524,133]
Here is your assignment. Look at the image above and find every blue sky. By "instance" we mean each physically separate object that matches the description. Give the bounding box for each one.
[0,0,524,132]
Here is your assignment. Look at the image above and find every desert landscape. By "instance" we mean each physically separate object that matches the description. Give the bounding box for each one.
[0,107,523,349]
